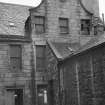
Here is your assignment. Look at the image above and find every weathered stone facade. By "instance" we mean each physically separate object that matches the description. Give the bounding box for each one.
[0,0,101,105]
[0,39,32,105]
[29,0,102,105]
[30,0,99,41]
[0,2,32,105]
[60,44,105,105]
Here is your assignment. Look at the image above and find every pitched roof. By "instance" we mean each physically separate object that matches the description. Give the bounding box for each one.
[0,2,32,36]
[47,40,81,60]
[47,33,105,61]
[62,32,105,61]
[76,32,105,55]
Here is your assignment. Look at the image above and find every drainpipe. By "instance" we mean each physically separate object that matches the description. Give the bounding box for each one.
[31,41,36,105]
[57,62,61,105]
[29,9,37,105]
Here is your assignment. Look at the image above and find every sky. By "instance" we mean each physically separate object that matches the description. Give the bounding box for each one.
[0,0,42,7]
[0,0,104,18]
[99,0,105,18]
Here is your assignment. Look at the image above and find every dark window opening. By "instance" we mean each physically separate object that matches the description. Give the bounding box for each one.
[35,16,45,34]
[81,19,91,35]
[10,45,22,71]
[36,45,46,71]
[94,26,98,35]
[59,18,69,34]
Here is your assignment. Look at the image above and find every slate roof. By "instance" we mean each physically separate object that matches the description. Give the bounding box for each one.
[47,33,105,61]
[62,32,105,61]
[76,32,105,55]
[0,2,32,36]
[47,40,81,60]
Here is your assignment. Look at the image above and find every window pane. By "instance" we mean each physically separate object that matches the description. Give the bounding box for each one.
[36,46,46,71]
[10,58,21,71]
[60,27,68,33]
[36,58,45,69]
[59,18,68,27]
[35,16,44,24]
[81,19,91,35]
[36,46,45,57]
[10,45,21,57]
[35,25,44,33]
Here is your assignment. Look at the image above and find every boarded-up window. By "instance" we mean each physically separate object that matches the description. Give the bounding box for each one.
[35,16,45,34]
[59,18,69,34]
[10,45,21,71]
[81,19,91,35]
[36,45,46,71]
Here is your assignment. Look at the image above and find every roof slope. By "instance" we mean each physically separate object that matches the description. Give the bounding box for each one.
[47,40,81,60]
[0,2,31,36]
[76,33,105,54]
[62,33,105,61]
[48,33,105,61]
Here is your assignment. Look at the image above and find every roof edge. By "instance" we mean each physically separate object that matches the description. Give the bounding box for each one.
[78,0,93,15]
[29,0,44,11]
[47,40,63,61]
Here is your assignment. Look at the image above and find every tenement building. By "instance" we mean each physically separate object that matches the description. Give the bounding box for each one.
[28,0,104,105]
[0,2,32,105]
[0,1,103,105]
[26,0,103,105]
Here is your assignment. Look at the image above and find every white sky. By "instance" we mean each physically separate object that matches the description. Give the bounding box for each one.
[0,0,104,18]
[99,0,105,18]
[0,0,42,7]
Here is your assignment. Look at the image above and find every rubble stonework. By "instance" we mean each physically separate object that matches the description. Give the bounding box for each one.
[0,0,103,105]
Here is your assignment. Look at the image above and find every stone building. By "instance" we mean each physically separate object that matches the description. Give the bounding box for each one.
[28,0,103,105]
[57,33,105,105]
[0,1,103,105]
[0,2,33,105]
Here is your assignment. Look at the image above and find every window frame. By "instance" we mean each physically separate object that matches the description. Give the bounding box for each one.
[81,19,91,35]
[36,45,46,71]
[10,45,22,71]
[34,16,45,34]
[59,18,69,34]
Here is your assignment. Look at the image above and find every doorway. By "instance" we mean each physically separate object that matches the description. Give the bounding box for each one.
[37,85,48,105]
[6,88,23,105]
